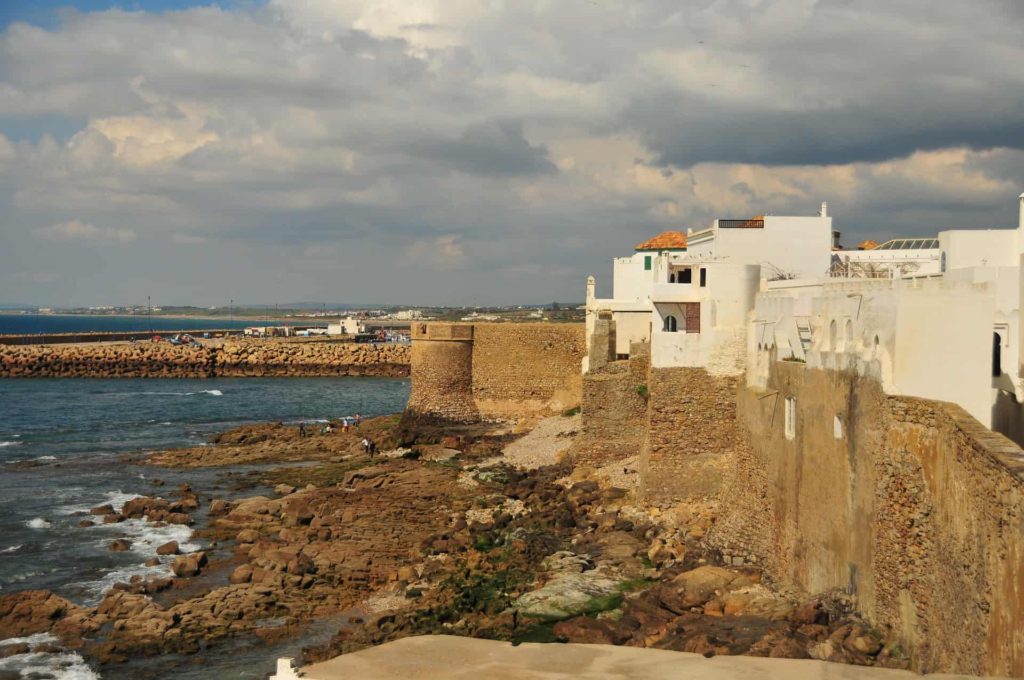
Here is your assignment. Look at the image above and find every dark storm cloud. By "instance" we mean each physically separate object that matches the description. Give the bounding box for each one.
[0,0,1021,306]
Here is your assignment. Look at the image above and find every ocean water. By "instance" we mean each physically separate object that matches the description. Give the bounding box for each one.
[0,313,295,336]
[0,377,410,678]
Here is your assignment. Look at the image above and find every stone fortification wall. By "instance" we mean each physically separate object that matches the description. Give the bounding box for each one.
[402,322,585,425]
[403,324,478,425]
[640,367,744,507]
[573,345,648,467]
[0,340,409,378]
[471,323,585,418]
[707,361,1024,675]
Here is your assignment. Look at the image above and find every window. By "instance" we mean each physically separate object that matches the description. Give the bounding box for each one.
[994,332,1002,377]
[784,397,796,440]
[680,268,692,284]
[644,255,652,271]
[699,268,707,287]
[663,315,678,333]
[669,273,675,283]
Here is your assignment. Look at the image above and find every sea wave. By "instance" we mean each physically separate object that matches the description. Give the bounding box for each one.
[59,490,141,516]
[0,441,22,448]
[0,632,99,679]
[136,388,224,397]
[25,518,51,529]
[33,455,56,462]
[0,545,22,554]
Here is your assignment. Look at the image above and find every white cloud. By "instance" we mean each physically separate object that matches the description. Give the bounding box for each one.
[33,219,136,243]
[0,1,1022,305]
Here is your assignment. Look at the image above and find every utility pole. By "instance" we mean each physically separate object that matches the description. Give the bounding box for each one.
[148,295,152,333]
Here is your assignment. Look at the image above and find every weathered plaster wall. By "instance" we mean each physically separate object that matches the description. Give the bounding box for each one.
[404,322,585,424]
[709,360,1024,675]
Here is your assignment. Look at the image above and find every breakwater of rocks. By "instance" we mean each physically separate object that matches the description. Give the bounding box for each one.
[0,340,410,378]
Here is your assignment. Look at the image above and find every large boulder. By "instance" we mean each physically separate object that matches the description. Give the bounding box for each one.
[171,552,208,577]
[514,571,623,621]
[0,591,81,639]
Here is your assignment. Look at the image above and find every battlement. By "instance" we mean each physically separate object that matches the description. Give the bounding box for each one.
[410,323,474,342]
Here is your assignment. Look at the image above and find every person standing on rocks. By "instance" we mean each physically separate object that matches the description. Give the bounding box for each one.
[299,423,306,438]
[354,413,362,428]
[361,437,370,455]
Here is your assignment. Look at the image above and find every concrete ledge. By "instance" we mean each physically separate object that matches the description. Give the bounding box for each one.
[299,636,998,680]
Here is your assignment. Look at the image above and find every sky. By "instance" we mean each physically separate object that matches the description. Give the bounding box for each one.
[0,0,1022,307]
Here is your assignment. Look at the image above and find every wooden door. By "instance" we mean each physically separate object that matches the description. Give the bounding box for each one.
[684,303,700,334]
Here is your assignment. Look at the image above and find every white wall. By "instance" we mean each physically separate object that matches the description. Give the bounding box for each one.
[612,310,651,355]
[940,229,1018,270]
[713,215,832,280]
[749,277,1001,431]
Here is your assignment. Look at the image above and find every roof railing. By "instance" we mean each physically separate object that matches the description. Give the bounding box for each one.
[719,219,764,229]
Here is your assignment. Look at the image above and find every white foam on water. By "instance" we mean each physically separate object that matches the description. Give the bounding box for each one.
[201,389,223,396]
[0,640,100,680]
[0,632,58,646]
[59,490,141,516]
[25,517,51,529]
[34,455,57,462]
[0,441,22,448]
[0,545,22,554]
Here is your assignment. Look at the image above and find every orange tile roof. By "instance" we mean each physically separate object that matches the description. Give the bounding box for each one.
[857,239,879,250]
[635,231,687,251]
[735,214,765,228]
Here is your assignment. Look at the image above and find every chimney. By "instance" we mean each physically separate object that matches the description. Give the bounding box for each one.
[820,201,829,218]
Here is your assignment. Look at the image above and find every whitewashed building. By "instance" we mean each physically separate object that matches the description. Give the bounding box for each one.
[586,194,1024,444]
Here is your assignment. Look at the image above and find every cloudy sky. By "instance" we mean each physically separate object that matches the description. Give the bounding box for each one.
[1,0,1022,307]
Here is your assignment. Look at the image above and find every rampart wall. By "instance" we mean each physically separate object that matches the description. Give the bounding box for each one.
[641,367,743,507]
[402,322,585,425]
[707,361,1024,675]
[573,345,648,468]
[0,340,409,378]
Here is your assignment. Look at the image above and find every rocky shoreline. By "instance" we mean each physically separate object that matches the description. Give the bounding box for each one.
[0,415,908,678]
[0,339,409,378]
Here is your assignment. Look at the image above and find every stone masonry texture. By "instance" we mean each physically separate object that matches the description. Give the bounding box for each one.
[573,344,648,468]
[0,339,409,378]
[640,367,742,506]
[403,322,585,425]
[708,361,1024,676]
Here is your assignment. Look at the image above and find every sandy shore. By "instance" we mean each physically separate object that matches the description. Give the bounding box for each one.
[300,635,997,680]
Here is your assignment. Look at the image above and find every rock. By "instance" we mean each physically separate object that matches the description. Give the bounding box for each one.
[228,565,253,584]
[515,571,623,620]
[90,504,114,516]
[659,566,747,613]
[78,520,94,528]
[769,637,810,659]
[0,590,81,639]
[274,484,297,496]
[209,499,232,516]
[103,513,124,524]
[721,585,793,620]
[156,541,179,556]
[0,642,29,658]
[236,529,260,544]
[553,616,626,645]
[144,557,161,567]
[109,539,132,552]
[171,552,207,577]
